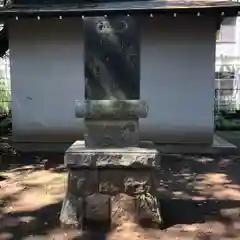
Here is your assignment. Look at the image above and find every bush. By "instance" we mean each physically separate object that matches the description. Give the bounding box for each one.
[215,113,240,130]
[0,79,11,114]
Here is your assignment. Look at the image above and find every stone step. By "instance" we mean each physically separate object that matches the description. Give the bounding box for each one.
[64,140,160,168]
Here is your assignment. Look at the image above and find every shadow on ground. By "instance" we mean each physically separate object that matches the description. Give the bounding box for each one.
[0,152,66,174]
[156,154,240,200]
[1,153,240,239]
[1,197,240,239]
[0,200,62,239]
[217,131,240,149]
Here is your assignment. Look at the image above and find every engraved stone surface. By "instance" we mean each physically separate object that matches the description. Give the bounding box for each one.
[84,120,139,148]
[85,193,111,221]
[60,193,83,228]
[67,170,98,197]
[75,100,148,119]
[99,169,152,195]
[64,141,160,168]
[84,16,140,100]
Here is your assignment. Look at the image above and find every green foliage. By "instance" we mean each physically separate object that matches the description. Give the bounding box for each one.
[215,112,240,130]
[0,79,11,114]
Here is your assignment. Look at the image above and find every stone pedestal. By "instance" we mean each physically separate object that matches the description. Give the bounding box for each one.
[60,16,162,230]
[60,141,162,229]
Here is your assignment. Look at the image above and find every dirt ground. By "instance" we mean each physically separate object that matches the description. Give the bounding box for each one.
[1,154,240,240]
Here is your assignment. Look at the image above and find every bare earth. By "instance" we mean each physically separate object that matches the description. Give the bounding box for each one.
[1,154,240,240]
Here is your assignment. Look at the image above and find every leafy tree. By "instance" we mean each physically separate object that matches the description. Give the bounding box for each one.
[0,79,10,114]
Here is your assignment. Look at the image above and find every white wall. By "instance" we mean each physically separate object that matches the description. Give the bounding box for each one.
[140,17,216,144]
[9,18,85,146]
[237,17,240,57]
[216,43,236,57]
[216,17,237,58]
[8,17,216,151]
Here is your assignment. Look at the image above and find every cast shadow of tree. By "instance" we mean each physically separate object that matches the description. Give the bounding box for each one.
[0,156,69,239]
[0,152,67,174]
[156,154,240,199]
[155,154,240,238]
[0,200,62,239]
[1,153,240,239]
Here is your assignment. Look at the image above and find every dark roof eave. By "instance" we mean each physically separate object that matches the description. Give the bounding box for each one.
[0,1,240,18]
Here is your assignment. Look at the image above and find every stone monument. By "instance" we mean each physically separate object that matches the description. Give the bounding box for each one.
[60,15,162,229]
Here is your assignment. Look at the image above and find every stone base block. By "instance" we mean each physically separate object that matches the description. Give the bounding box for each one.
[85,193,111,221]
[60,168,162,228]
[67,170,99,197]
[64,141,160,168]
[99,169,162,226]
[61,142,162,229]
[60,193,83,229]
[99,169,152,196]
[111,193,162,228]
[135,193,162,224]
[84,120,139,148]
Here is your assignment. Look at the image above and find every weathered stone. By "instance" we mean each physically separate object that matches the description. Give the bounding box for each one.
[60,16,163,229]
[99,169,152,196]
[60,193,83,229]
[111,193,136,227]
[124,175,151,196]
[84,16,140,101]
[67,170,98,197]
[75,100,148,119]
[65,141,160,168]
[135,193,162,225]
[85,194,111,221]
[111,193,162,228]
[84,120,139,148]
[99,170,121,195]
